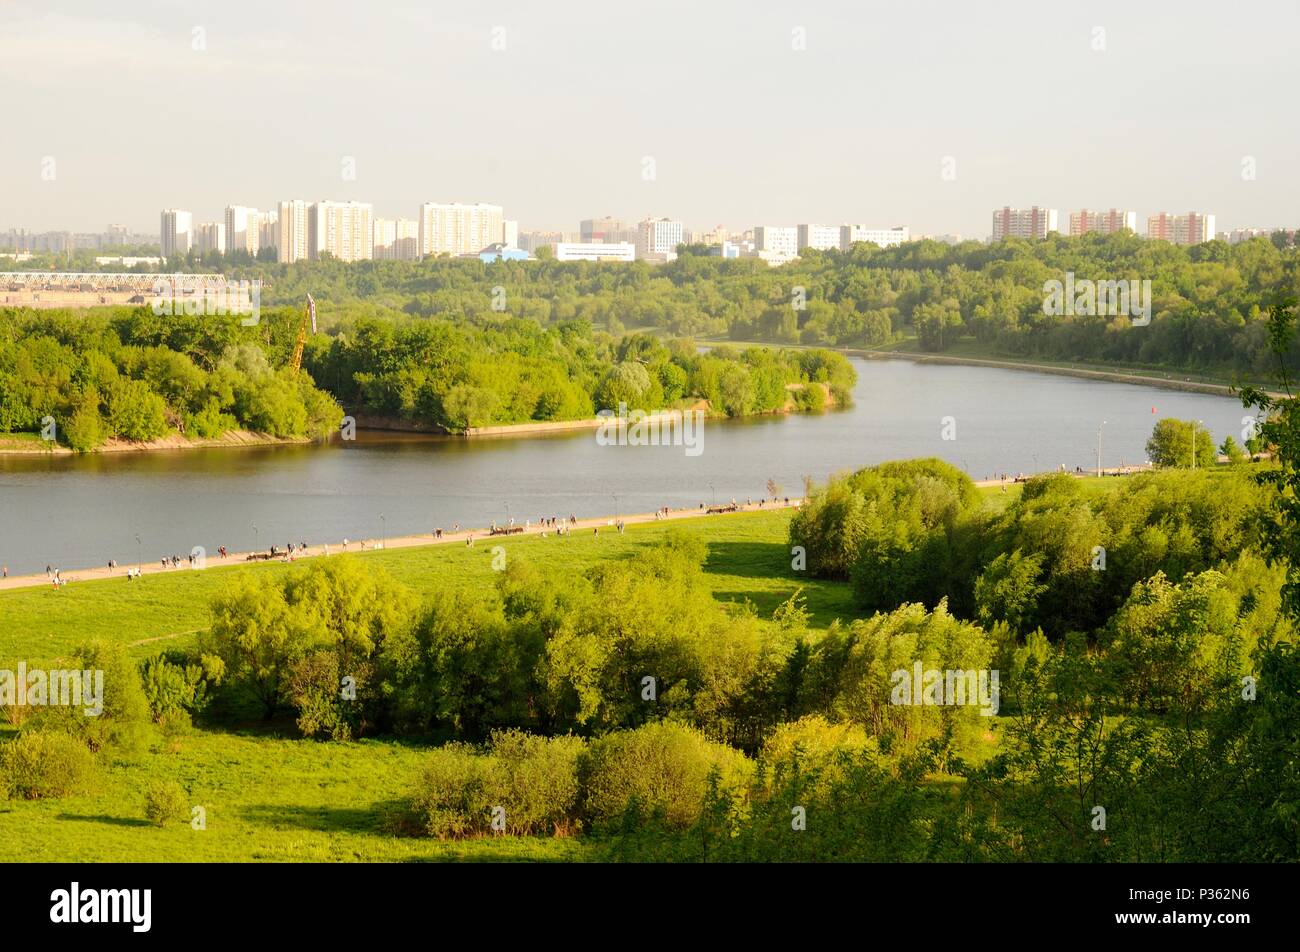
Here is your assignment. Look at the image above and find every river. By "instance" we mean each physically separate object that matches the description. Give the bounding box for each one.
[0,358,1253,575]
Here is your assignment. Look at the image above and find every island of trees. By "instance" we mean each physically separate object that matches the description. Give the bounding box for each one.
[0,308,854,450]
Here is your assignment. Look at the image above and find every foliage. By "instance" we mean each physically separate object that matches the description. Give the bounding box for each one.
[0,730,96,800]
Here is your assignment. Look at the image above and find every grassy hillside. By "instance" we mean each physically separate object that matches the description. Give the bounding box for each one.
[0,508,852,861]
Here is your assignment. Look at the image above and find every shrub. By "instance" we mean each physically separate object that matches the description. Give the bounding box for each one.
[409,743,496,838]
[489,730,585,836]
[408,733,588,838]
[0,731,95,800]
[760,715,875,792]
[30,641,152,752]
[580,722,753,829]
[143,779,189,827]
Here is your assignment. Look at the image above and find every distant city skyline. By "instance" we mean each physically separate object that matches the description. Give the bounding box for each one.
[3,0,1298,239]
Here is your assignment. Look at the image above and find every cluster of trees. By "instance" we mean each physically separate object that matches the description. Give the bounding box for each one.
[790,456,1286,641]
[13,231,1300,378]
[304,317,854,430]
[1,306,853,442]
[148,232,1300,375]
[0,311,341,450]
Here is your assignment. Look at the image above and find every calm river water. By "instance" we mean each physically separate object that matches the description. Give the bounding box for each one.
[0,358,1250,575]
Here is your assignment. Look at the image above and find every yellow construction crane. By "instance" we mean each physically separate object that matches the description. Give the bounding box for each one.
[290,293,316,372]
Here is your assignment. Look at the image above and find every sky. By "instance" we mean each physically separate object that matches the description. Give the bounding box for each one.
[2,0,1299,238]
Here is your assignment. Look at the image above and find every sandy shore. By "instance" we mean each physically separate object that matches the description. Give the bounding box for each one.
[0,429,309,456]
[0,499,804,592]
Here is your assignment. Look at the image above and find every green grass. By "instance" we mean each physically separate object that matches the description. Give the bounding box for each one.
[0,509,858,661]
[0,728,587,862]
[0,480,1168,862]
[0,509,862,862]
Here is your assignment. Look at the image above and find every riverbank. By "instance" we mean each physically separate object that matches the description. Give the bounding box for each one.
[0,429,310,456]
[0,497,803,591]
[358,392,828,439]
[703,336,1281,400]
[0,467,1157,591]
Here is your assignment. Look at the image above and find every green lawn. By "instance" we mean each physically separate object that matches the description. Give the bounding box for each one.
[0,508,862,862]
[0,481,1165,862]
[1,509,858,661]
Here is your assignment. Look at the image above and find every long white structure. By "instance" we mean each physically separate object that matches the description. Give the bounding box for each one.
[840,225,910,249]
[554,242,636,262]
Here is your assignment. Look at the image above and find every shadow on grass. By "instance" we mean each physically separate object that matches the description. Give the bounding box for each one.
[702,540,793,580]
[57,813,153,828]
[240,800,415,834]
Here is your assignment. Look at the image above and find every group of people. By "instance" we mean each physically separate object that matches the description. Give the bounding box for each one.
[14,496,813,589]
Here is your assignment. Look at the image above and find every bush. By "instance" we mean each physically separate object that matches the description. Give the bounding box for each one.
[0,731,95,800]
[580,722,753,829]
[409,732,587,838]
[489,730,585,836]
[409,743,496,838]
[30,641,151,752]
[760,715,875,792]
[143,779,189,826]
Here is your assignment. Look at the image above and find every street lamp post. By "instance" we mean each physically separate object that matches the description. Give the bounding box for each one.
[612,494,620,521]
[1192,419,1203,470]
[134,533,141,574]
[380,514,386,549]
[1097,421,1107,477]
[708,481,715,507]
[252,523,258,553]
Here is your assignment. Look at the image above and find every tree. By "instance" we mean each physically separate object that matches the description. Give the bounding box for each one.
[1145,417,1216,468]
[1239,294,1300,616]
[1219,434,1248,463]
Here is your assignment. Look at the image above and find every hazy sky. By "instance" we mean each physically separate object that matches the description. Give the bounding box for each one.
[3,0,1298,238]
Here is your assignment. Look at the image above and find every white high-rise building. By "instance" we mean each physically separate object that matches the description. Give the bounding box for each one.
[277,200,309,264]
[160,209,193,258]
[991,207,1058,241]
[417,202,504,257]
[195,221,226,255]
[1068,209,1138,236]
[373,218,420,260]
[224,205,260,256]
[753,225,798,256]
[502,220,519,249]
[258,211,278,257]
[1146,212,1215,245]
[635,217,684,263]
[797,224,841,252]
[309,201,374,261]
[840,225,910,249]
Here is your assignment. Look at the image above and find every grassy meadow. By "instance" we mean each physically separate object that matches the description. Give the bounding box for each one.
[0,506,859,861]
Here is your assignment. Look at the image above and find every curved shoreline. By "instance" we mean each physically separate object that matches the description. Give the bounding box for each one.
[705,336,1279,400]
[854,350,1266,398]
[0,429,310,456]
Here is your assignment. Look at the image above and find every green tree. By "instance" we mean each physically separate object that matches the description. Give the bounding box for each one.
[1145,417,1217,468]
